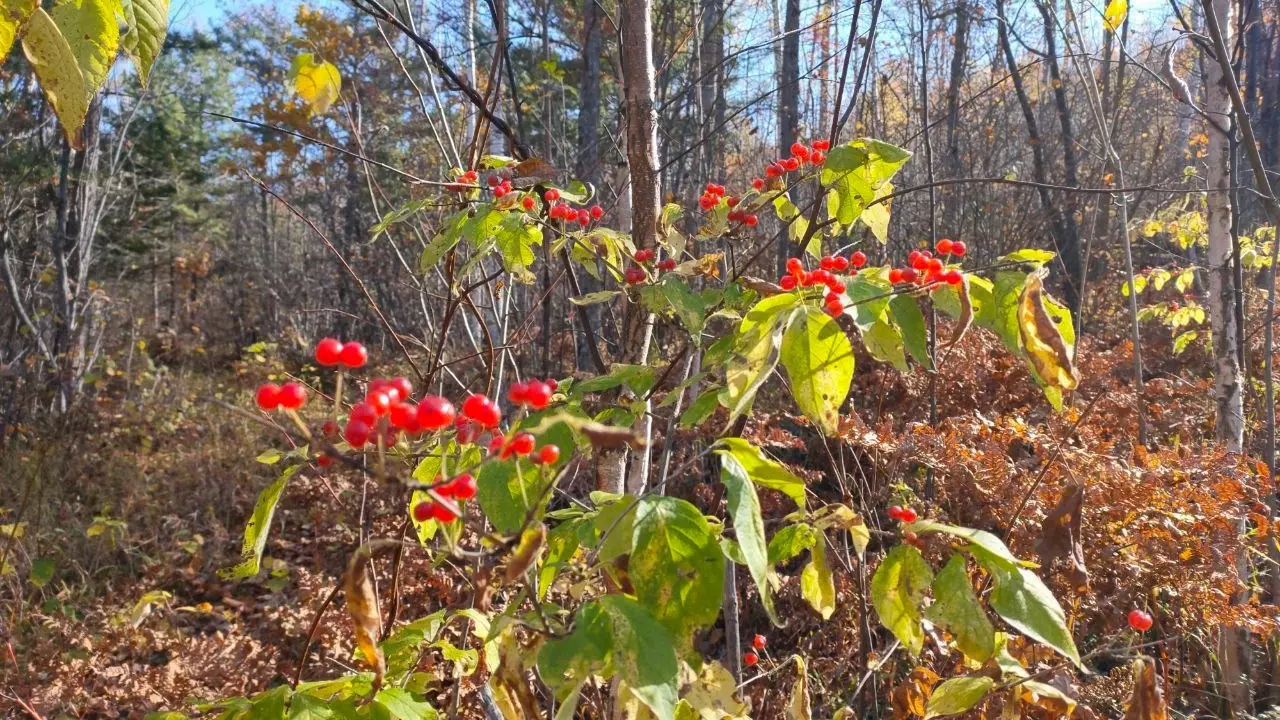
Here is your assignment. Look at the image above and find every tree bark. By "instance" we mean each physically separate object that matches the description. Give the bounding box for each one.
[575,0,604,372]
[776,0,801,275]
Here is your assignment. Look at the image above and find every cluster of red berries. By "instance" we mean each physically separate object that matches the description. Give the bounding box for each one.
[778,256,851,317]
[488,431,561,464]
[887,240,967,287]
[412,473,477,523]
[743,634,767,666]
[545,189,604,227]
[1128,609,1153,632]
[508,377,558,409]
[338,376,451,448]
[446,169,481,192]
[888,505,919,523]
[315,337,368,369]
[751,139,830,187]
[624,249,678,284]
[487,174,515,198]
[256,382,308,411]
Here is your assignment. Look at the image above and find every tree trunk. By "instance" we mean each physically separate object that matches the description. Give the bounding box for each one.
[1203,0,1248,713]
[776,0,801,275]
[575,0,604,372]
[605,0,659,496]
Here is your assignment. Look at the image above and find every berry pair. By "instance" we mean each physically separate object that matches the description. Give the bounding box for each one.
[888,505,918,523]
[508,378,556,410]
[315,338,368,369]
[488,175,514,198]
[256,382,308,411]
[699,183,726,210]
[446,169,480,192]
[1128,609,1154,632]
[779,257,848,317]
[412,474,475,524]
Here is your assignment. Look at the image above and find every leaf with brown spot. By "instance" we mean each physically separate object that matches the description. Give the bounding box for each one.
[1036,484,1089,592]
[505,524,547,583]
[1124,656,1168,720]
[1017,272,1079,394]
[344,542,390,686]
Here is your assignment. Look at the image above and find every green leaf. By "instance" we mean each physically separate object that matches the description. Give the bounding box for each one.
[0,0,38,64]
[908,520,1021,571]
[859,182,894,241]
[50,0,120,96]
[715,437,806,508]
[679,389,721,428]
[537,601,612,697]
[290,52,341,115]
[923,676,995,718]
[870,544,933,655]
[717,445,782,627]
[248,684,290,719]
[28,557,54,588]
[724,293,801,424]
[120,0,169,85]
[219,464,300,580]
[539,519,584,599]
[594,495,640,562]
[380,610,447,681]
[598,596,680,720]
[768,523,816,564]
[984,563,1082,667]
[1173,330,1198,355]
[255,448,283,465]
[924,555,995,662]
[373,688,438,719]
[780,307,855,435]
[800,536,836,619]
[640,275,710,334]
[889,294,934,371]
[863,319,907,371]
[992,270,1028,354]
[999,248,1056,267]
[843,272,893,332]
[495,212,543,282]
[570,290,622,306]
[574,363,657,395]
[630,496,725,648]
[476,459,548,534]
[21,8,91,146]
[416,210,466,269]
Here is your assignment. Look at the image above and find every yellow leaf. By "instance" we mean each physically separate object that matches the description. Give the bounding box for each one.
[290,52,341,115]
[1018,272,1079,393]
[0,0,37,63]
[787,655,812,720]
[49,0,120,96]
[121,0,169,86]
[343,543,386,684]
[21,8,90,147]
[1103,0,1128,31]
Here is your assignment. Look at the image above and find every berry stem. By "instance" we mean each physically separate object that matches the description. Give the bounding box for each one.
[333,371,345,419]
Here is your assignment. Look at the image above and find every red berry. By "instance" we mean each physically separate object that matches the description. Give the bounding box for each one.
[790,142,809,158]
[744,652,759,666]
[462,394,502,428]
[752,634,767,650]
[782,157,800,172]
[786,258,803,274]
[431,502,458,523]
[350,401,379,426]
[322,419,341,438]
[256,383,281,411]
[449,473,477,500]
[928,257,944,273]
[456,419,480,445]
[487,175,501,188]
[952,241,967,257]
[577,213,590,226]
[493,185,507,198]
[832,256,849,271]
[544,188,560,202]
[390,402,419,430]
[850,251,867,268]
[820,256,836,270]
[537,444,561,465]
[508,381,530,405]
[943,270,963,286]
[809,151,825,165]
[417,396,456,430]
[525,381,553,409]
[278,382,308,410]
[888,268,904,284]
[657,258,677,271]
[412,501,435,522]
[509,432,536,456]
[344,419,372,448]
[752,178,765,191]
[888,505,904,520]
[315,337,344,366]
[901,268,918,283]
[900,507,918,523]
[366,390,392,415]
[829,280,846,294]
[911,255,929,271]
[489,435,506,456]
[625,266,647,284]
[779,275,797,291]
[801,271,816,287]
[936,238,954,255]
[316,453,334,468]
[765,165,779,178]
[1128,609,1153,631]
[699,195,716,210]
[388,377,412,401]
[590,205,604,219]
[522,196,536,211]
[635,248,655,263]
[546,378,558,392]
[704,182,719,195]
[812,139,830,151]
[339,342,368,369]
[745,214,758,226]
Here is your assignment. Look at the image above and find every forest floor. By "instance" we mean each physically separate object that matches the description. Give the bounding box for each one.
[2,321,1276,718]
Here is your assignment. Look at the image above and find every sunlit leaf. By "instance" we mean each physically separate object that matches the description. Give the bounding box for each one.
[870,544,933,655]
[924,555,995,662]
[290,52,341,114]
[780,307,855,435]
[800,535,836,619]
[220,464,300,580]
[120,0,169,85]
[718,443,783,626]
[1103,0,1128,31]
[21,8,90,147]
[0,0,37,64]
[630,496,725,649]
[924,676,995,718]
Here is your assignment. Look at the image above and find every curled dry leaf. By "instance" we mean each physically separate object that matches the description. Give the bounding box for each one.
[1124,656,1168,720]
[1036,483,1090,592]
[580,421,647,450]
[741,276,785,297]
[344,541,392,686]
[1017,272,1079,393]
[787,655,813,720]
[505,524,548,582]
[940,275,974,354]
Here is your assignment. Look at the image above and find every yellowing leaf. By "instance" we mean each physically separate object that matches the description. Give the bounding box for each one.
[1018,273,1079,394]
[49,0,119,96]
[1104,0,1128,31]
[344,543,387,685]
[787,655,812,720]
[0,0,37,63]
[801,536,837,620]
[121,0,169,85]
[21,8,90,147]
[290,52,341,114]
